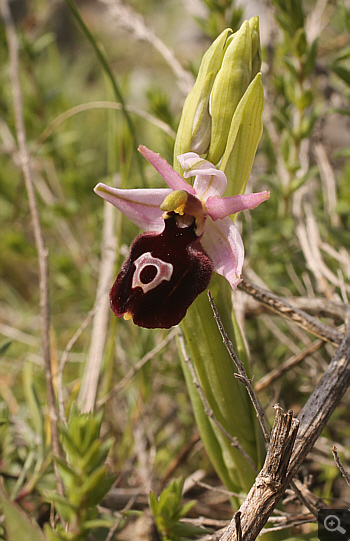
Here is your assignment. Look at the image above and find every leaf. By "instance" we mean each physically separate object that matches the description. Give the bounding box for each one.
[149,491,159,515]
[0,485,47,541]
[332,46,350,63]
[303,39,318,77]
[220,73,264,197]
[332,64,350,87]
[180,276,261,496]
[0,340,11,357]
[282,57,299,79]
[22,362,45,447]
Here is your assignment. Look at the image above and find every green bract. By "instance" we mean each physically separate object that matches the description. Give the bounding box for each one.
[174,17,263,198]
[174,28,231,159]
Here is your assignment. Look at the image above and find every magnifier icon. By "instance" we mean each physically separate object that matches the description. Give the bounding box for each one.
[324,514,347,535]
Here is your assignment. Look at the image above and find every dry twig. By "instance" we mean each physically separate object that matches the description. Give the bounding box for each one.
[238,278,342,345]
[98,329,176,407]
[207,291,271,443]
[1,0,63,494]
[177,329,258,473]
[219,406,300,541]
[78,196,117,412]
[255,339,324,392]
[218,323,350,540]
[332,446,350,486]
[99,0,194,95]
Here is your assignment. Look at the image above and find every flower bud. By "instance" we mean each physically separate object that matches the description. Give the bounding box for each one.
[220,73,264,197]
[174,18,263,198]
[174,29,232,165]
[207,19,259,165]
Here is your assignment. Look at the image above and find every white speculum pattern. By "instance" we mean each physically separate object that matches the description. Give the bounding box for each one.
[132,252,173,294]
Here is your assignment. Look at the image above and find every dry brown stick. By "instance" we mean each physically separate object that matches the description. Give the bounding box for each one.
[238,278,342,345]
[331,446,350,486]
[288,296,349,321]
[255,338,324,392]
[289,325,350,471]
[243,295,348,322]
[219,406,300,541]
[162,432,201,484]
[218,324,350,541]
[234,512,242,541]
[207,291,271,443]
[287,477,329,512]
[288,479,318,518]
[1,0,64,495]
[209,290,335,521]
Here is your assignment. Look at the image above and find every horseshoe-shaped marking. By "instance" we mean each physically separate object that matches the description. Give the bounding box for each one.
[132,252,173,294]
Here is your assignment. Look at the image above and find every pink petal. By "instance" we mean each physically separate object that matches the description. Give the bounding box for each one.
[201,216,244,289]
[205,191,270,221]
[94,183,170,232]
[177,153,227,199]
[138,145,195,194]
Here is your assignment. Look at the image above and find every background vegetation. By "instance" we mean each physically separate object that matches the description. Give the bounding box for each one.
[0,0,349,540]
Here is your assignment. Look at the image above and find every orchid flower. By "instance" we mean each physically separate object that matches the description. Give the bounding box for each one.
[94,145,269,329]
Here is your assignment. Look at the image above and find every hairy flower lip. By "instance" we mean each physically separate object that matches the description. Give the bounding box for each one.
[109,213,213,328]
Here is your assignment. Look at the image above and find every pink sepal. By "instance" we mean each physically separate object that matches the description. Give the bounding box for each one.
[139,145,195,194]
[94,183,169,232]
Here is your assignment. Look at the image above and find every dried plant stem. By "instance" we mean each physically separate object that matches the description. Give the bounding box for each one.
[219,325,350,541]
[220,406,300,541]
[331,446,350,486]
[289,324,350,471]
[78,199,117,412]
[36,101,176,147]
[238,278,342,345]
[288,479,318,518]
[177,329,258,473]
[1,0,63,493]
[99,0,194,95]
[58,308,96,424]
[207,291,271,443]
[255,338,324,392]
[98,329,176,407]
[209,285,350,539]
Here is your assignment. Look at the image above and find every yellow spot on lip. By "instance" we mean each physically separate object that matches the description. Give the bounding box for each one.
[123,312,133,321]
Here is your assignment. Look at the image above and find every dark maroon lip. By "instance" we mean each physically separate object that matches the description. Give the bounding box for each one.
[110,214,213,329]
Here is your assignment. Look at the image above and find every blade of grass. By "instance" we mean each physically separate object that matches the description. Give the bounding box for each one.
[64,0,146,184]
